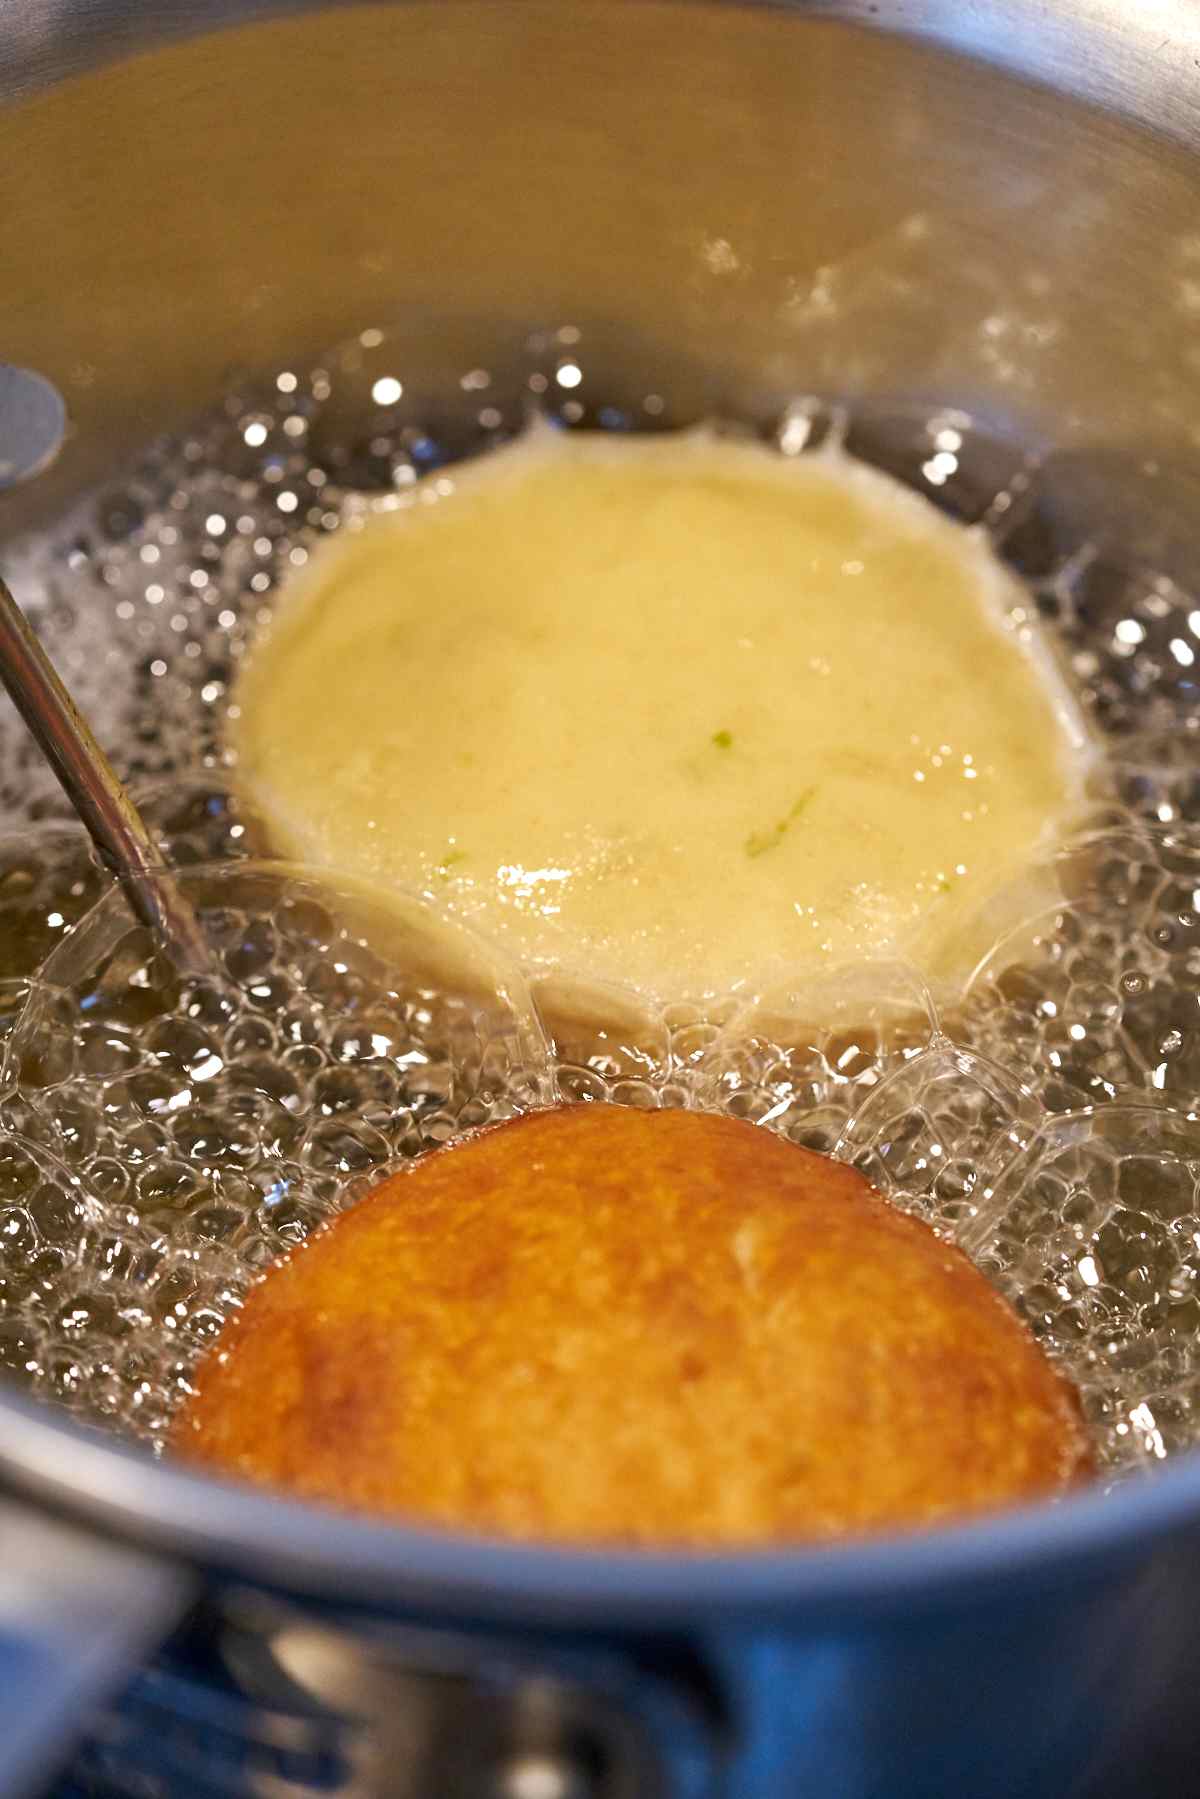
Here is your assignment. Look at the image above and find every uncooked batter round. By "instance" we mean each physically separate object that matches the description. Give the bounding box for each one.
[229,426,1088,1003]
[174,1106,1092,1545]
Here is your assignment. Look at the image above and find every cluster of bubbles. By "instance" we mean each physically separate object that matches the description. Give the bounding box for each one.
[0,860,544,1442]
[0,325,1199,1475]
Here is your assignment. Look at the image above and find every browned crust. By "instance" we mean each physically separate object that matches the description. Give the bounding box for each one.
[173,1104,1092,1546]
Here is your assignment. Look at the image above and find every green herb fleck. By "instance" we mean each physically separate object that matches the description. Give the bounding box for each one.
[935,874,952,894]
[712,729,733,750]
[745,787,817,858]
[744,827,780,859]
[436,849,467,879]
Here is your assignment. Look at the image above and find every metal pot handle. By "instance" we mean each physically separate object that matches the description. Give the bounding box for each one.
[0,1496,192,1798]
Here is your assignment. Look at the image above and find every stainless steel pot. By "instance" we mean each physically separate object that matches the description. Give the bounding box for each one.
[4,4,1200,1795]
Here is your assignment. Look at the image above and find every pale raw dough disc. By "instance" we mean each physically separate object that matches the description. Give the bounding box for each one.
[230,425,1089,1003]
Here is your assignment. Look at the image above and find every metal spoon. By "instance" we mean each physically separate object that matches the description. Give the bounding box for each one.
[0,571,210,976]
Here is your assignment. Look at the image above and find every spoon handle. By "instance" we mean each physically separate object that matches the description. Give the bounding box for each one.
[0,573,210,976]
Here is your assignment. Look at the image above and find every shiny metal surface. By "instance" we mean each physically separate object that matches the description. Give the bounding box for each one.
[3,4,1200,1794]
[0,1499,190,1799]
[4,3,1200,540]
[0,365,66,490]
[235,1600,708,1797]
[4,0,1200,143]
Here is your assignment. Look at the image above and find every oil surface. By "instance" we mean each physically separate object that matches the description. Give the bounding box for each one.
[0,327,1197,1482]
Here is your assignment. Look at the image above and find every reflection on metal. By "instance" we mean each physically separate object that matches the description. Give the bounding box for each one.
[209,1592,719,1798]
[0,1499,189,1799]
[0,365,66,489]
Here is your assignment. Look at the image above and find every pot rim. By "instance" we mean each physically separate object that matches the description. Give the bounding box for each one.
[0,1387,1193,1625]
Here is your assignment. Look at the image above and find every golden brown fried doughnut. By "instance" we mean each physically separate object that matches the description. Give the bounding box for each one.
[174,1105,1092,1546]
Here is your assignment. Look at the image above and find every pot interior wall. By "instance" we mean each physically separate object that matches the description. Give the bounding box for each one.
[1,1,1200,540]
